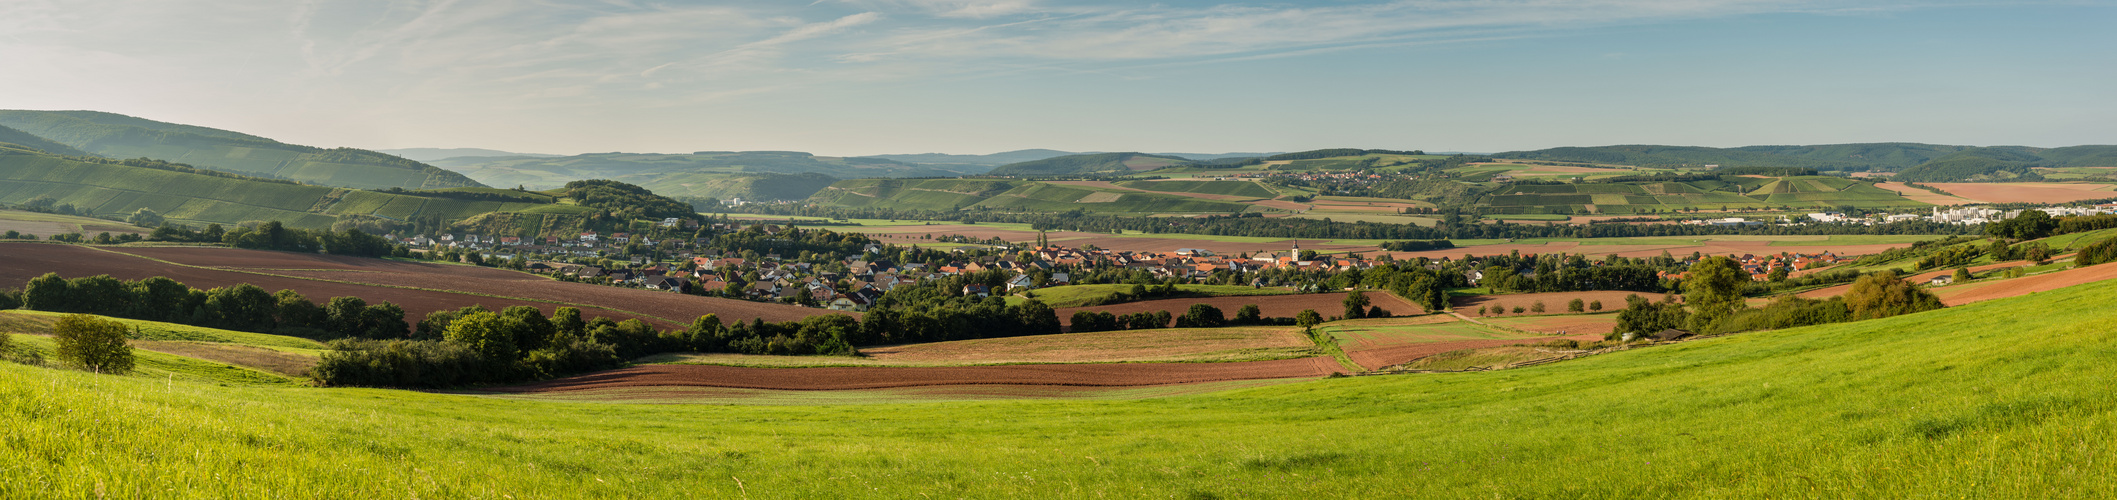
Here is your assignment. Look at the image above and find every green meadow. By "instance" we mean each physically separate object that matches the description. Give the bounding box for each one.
[6,272,2117,497]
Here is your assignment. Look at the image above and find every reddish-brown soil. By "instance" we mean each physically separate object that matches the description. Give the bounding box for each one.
[1934,261,2117,305]
[1796,261,2026,303]
[862,326,1309,363]
[490,357,1346,392]
[1925,182,2117,204]
[1454,290,1644,315]
[1872,182,1970,205]
[112,246,835,325]
[1345,334,1603,370]
[1482,314,1620,335]
[1055,292,1423,325]
[0,243,827,329]
[133,340,317,377]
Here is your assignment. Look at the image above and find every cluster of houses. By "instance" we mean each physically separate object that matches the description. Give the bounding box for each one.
[1772,204,2117,227]
[514,241,1408,312]
[1655,251,1848,282]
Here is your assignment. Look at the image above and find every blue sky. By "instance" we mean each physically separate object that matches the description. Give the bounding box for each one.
[2,0,2110,156]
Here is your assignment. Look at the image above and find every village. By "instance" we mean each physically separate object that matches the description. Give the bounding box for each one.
[374,216,1856,313]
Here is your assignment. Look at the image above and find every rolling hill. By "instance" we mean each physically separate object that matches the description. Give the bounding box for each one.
[985,152,1194,176]
[0,124,90,157]
[430,151,977,201]
[0,144,596,231]
[374,148,559,162]
[7,261,2117,495]
[807,178,1254,213]
[0,110,483,191]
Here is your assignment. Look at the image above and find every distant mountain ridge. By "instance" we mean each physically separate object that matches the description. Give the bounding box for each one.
[0,110,483,190]
[430,150,980,201]
[860,149,1282,168]
[377,148,559,162]
[985,152,1194,176]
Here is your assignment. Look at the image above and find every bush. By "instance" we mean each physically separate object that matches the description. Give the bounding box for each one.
[54,314,133,374]
[312,339,489,388]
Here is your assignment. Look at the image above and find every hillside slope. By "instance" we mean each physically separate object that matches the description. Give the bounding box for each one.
[0,124,91,156]
[0,145,586,229]
[431,151,971,200]
[1495,142,2117,180]
[0,110,483,190]
[5,267,2117,496]
[986,152,1192,176]
[808,177,1253,213]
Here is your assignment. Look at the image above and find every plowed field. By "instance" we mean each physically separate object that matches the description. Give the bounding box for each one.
[492,357,1346,392]
[1346,334,1603,370]
[0,243,828,329]
[1055,292,1423,326]
[860,326,1313,364]
[1454,291,1643,316]
[1925,182,2117,204]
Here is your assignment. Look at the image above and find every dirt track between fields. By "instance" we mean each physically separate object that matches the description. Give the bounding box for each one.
[490,357,1347,392]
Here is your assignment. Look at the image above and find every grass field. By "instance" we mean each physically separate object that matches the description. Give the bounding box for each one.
[8,275,2115,496]
[0,209,146,237]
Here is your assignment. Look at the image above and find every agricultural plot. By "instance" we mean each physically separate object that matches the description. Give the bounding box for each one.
[0,243,825,330]
[858,325,1317,364]
[1008,283,1297,308]
[1923,182,2117,204]
[1112,180,1275,198]
[493,357,1346,392]
[1476,175,1927,214]
[1317,316,1596,369]
[1054,292,1425,326]
[0,209,146,237]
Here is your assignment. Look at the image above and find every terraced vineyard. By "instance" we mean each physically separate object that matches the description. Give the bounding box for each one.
[1482,175,1926,214]
[808,178,1253,213]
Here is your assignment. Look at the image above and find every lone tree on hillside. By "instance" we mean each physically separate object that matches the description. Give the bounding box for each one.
[1684,256,1748,330]
[1951,267,1972,284]
[54,314,133,374]
[1567,298,1586,313]
[1295,309,1324,334]
[1844,270,1945,320]
[1342,291,1371,320]
[1530,301,1546,313]
[1589,300,1604,312]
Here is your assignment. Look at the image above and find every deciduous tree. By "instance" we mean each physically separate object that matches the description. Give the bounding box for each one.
[54,314,133,374]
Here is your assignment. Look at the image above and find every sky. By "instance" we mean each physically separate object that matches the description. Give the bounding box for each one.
[2,0,2112,156]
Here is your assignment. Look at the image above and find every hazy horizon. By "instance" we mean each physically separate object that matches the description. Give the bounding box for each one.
[5,1,2112,157]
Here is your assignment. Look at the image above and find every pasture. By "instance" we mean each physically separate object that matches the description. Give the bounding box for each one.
[11,269,2115,496]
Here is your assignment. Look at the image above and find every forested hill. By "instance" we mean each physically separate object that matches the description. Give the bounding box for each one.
[0,124,90,157]
[0,144,697,236]
[0,110,484,191]
[859,149,1077,168]
[429,151,974,201]
[986,152,1193,176]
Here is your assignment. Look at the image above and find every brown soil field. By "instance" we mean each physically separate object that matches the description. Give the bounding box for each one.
[1344,334,1602,371]
[1932,261,2117,305]
[1481,314,1621,335]
[109,246,833,325]
[860,326,1312,364]
[133,340,316,377]
[1055,292,1423,325]
[0,243,819,329]
[1796,261,2027,303]
[1926,182,2117,204]
[855,224,1377,255]
[1872,182,1971,205]
[491,357,1346,392]
[1247,199,1313,211]
[477,378,1313,404]
[1454,290,1644,315]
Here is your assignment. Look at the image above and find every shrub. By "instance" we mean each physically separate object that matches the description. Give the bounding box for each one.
[1567,299,1585,313]
[53,314,133,374]
[1530,301,1546,313]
